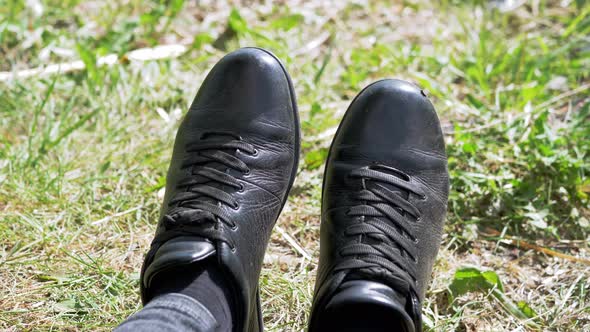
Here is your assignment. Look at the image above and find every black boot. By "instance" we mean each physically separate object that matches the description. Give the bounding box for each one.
[140,48,300,332]
[308,79,449,332]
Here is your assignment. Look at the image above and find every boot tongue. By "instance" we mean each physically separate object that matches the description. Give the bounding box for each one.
[325,280,416,332]
[143,236,215,289]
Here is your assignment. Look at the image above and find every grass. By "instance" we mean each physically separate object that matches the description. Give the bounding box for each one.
[1,0,589,330]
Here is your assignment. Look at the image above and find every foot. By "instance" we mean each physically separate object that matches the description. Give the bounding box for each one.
[308,80,449,332]
[140,48,300,332]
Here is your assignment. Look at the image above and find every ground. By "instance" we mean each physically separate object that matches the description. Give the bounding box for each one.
[1,0,589,331]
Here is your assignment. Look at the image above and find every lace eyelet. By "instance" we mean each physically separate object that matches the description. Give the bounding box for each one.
[230,245,237,253]
[238,184,244,192]
[230,223,238,231]
[420,194,427,201]
[244,168,251,175]
[251,148,259,156]
[416,215,422,222]
[232,202,239,210]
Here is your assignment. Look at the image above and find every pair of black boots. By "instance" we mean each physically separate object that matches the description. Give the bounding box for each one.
[139,48,449,332]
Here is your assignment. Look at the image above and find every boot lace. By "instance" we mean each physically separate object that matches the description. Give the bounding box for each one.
[334,164,425,295]
[153,131,257,249]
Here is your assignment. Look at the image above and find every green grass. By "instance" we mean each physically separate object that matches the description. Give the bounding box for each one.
[1,0,589,330]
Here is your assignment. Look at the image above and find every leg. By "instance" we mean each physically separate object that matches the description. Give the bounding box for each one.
[116,48,300,331]
[115,293,218,332]
[117,262,233,332]
[308,80,449,332]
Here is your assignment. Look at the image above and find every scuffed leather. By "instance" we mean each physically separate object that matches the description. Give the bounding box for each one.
[140,48,300,332]
[309,79,449,331]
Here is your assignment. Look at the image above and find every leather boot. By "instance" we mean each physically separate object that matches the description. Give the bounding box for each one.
[308,79,449,332]
[140,48,300,332]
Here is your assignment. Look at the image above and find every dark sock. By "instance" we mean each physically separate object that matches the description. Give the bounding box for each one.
[150,260,234,331]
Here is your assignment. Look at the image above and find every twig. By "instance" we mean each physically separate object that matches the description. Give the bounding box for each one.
[91,205,143,225]
[534,82,590,111]
[263,253,301,266]
[507,238,590,265]
[305,126,338,142]
[293,32,331,56]
[456,82,590,134]
[275,225,312,260]
[0,44,188,82]
[481,227,590,265]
